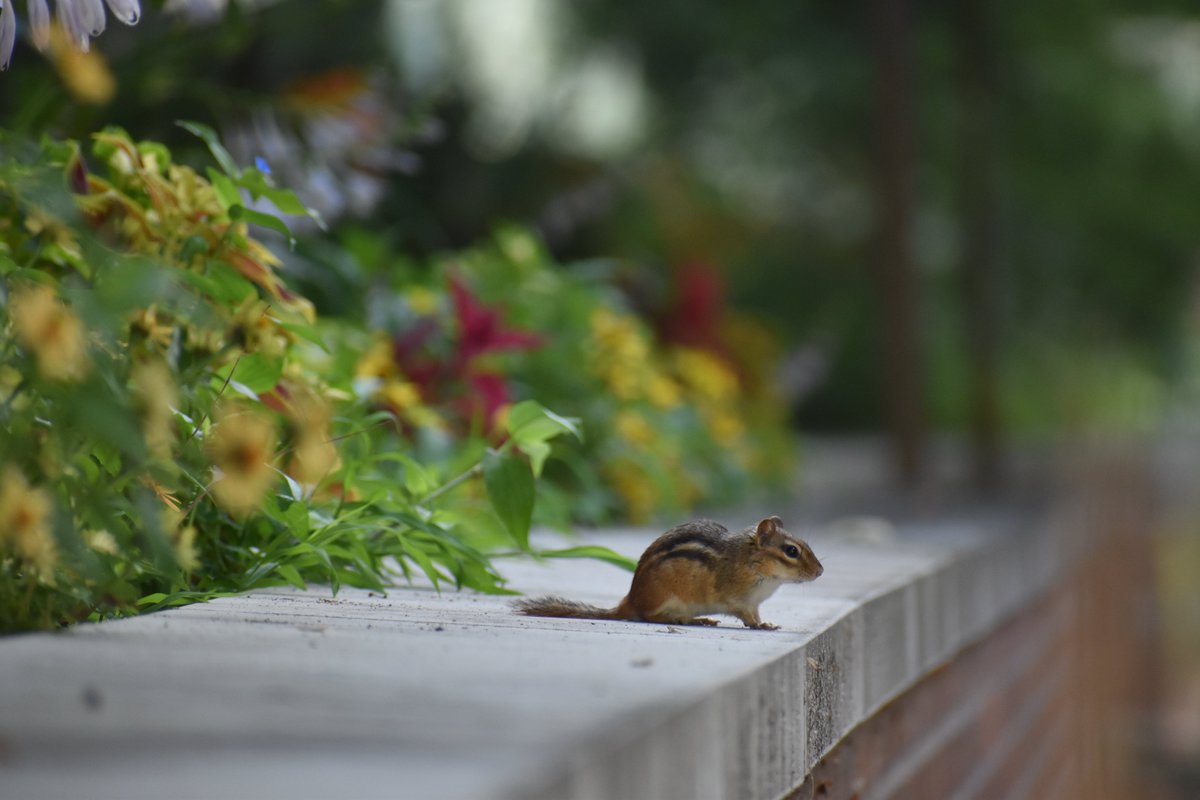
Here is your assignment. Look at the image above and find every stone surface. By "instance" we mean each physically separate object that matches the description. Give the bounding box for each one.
[0,510,1059,800]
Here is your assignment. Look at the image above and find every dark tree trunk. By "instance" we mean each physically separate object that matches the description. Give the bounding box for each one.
[954,0,1003,489]
[869,0,924,486]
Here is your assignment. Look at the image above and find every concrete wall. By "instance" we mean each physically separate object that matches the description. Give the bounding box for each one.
[0,443,1175,800]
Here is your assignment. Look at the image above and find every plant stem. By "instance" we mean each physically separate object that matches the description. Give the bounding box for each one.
[327,418,390,444]
[417,463,481,507]
[416,440,515,507]
[184,354,240,446]
[2,378,27,414]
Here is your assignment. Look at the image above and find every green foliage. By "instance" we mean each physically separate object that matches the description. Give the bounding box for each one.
[0,130,590,631]
[178,120,326,243]
[314,225,794,525]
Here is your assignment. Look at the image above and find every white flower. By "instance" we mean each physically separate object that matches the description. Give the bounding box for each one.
[0,0,141,70]
[0,2,16,70]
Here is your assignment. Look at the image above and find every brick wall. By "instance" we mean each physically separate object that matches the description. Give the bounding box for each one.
[790,455,1170,800]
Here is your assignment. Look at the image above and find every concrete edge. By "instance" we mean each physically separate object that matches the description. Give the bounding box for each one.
[517,509,1069,800]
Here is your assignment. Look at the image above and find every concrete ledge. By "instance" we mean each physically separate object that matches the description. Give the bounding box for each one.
[0,501,1069,800]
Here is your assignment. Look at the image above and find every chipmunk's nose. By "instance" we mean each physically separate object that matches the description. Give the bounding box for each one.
[813,561,824,578]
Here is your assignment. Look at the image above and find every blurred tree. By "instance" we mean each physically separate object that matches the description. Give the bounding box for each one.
[870,0,926,485]
[953,0,1002,487]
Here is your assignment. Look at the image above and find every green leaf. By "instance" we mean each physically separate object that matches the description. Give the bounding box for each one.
[178,234,211,264]
[236,171,319,225]
[76,451,101,483]
[137,141,172,173]
[276,564,307,590]
[208,259,259,304]
[207,168,242,211]
[214,353,283,394]
[518,440,551,477]
[396,537,444,590]
[535,546,638,572]
[226,379,261,402]
[278,321,331,353]
[178,120,241,177]
[507,400,582,445]
[136,593,167,606]
[231,205,295,247]
[401,457,436,498]
[283,500,309,536]
[483,449,534,549]
[279,470,304,502]
[92,255,175,314]
[92,441,122,477]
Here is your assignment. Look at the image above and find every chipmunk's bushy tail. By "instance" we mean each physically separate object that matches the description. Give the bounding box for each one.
[513,595,625,620]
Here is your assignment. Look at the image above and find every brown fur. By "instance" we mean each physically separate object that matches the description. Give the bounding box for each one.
[515,516,824,630]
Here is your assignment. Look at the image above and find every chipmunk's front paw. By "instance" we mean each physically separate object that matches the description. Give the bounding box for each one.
[750,622,780,631]
[690,617,720,627]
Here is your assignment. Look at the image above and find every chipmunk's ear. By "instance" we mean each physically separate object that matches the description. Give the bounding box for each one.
[755,516,784,545]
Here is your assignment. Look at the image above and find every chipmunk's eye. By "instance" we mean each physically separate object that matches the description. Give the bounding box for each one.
[784,545,800,559]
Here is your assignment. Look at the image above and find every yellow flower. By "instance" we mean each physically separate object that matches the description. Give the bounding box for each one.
[286,392,339,485]
[23,208,80,253]
[355,339,398,380]
[372,379,442,429]
[10,285,90,382]
[672,348,739,405]
[614,410,655,448]
[491,403,513,434]
[376,379,421,412]
[604,460,656,524]
[720,315,781,394]
[84,529,119,556]
[132,360,177,461]
[47,25,117,105]
[174,524,199,572]
[128,306,175,350]
[705,410,745,447]
[646,373,682,409]
[591,308,651,364]
[589,308,654,401]
[158,508,199,571]
[406,287,439,316]
[186,325,226,354]
[230,298,287,357]
[207,404,278,517]
[0,466,57,583]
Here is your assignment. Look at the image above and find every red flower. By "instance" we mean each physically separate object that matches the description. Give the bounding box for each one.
[391,317,444,390]
[458,372,512,432]
[660,262,726,353]
[380,275,540,433]
[449,276,541,367]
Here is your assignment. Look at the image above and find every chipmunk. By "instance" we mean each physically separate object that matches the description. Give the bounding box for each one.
[514,516,823,630]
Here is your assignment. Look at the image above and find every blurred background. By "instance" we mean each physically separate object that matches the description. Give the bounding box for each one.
[8,0,1200,464]
[2,0,1199,794]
